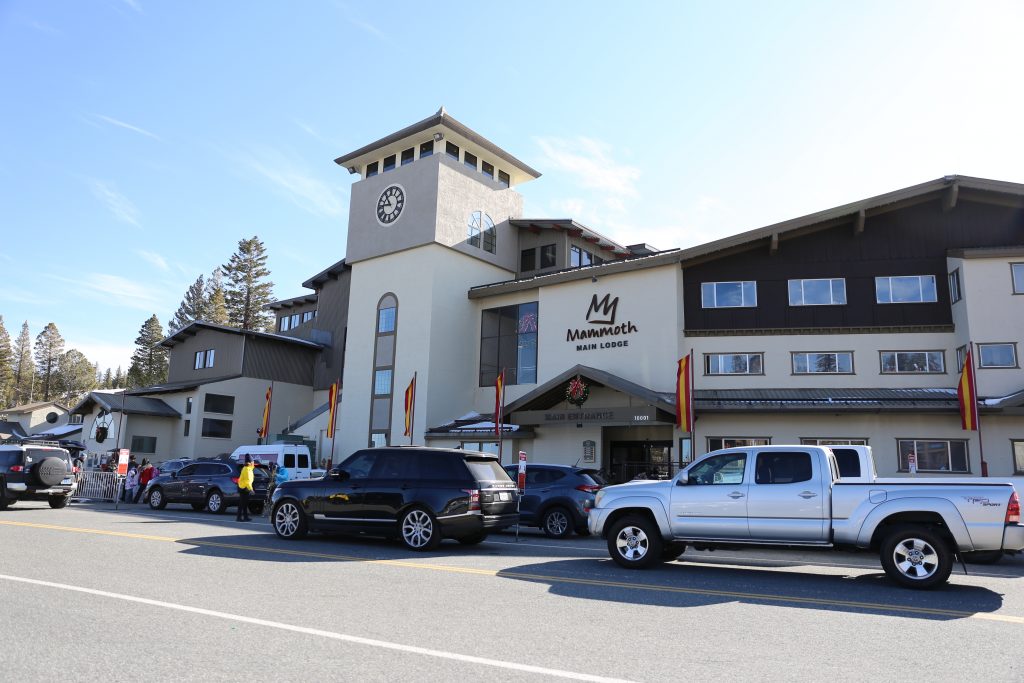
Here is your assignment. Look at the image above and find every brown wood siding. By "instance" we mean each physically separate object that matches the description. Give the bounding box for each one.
[684,199,1024,331]
[241,338,317,386]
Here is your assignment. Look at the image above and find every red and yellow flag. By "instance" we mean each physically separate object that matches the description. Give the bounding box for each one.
[494,370,505,438]
[676,353,694,432]
[258,385,273,439]
[958,348,979,431]
[326,381,339,439]
[404,374,416,437]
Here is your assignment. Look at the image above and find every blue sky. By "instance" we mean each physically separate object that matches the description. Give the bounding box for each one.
[2,1,1022,373]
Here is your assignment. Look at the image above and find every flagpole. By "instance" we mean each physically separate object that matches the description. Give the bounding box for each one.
[971,342,988,477]
[329,380,339,468]
[689,348,695,458]
[409,372,416,446]
[497,369,505,466]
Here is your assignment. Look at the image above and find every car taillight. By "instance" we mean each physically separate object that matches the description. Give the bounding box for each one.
[1007,491,1020,524]
[231,477,240,485]
[462,489,480,512]
[9,465,23,473]
[576,484,600,493]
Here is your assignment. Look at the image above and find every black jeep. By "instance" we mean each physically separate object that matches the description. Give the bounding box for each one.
[0,442,77,509]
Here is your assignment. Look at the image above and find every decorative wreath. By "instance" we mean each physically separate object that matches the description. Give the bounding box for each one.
[566,375,590,407]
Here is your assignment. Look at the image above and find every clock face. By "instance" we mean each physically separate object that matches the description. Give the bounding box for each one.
[376,184,405,225]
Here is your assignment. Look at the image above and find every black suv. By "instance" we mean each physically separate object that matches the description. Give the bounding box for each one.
[270,446,519,550]
[145,458,269,515]
[0,443,76,509]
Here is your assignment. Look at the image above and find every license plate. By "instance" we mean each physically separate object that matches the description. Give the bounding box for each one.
[498,492,511,501]
[61,478,73,485]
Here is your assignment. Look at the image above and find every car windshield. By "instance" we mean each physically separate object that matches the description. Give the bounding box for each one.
[463,458,510,482]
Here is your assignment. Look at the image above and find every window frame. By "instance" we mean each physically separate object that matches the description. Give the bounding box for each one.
[200,418,233,439]
[481,160,494,179]
[520,248,536,273]
[205,349,215,368]
[977,342,1018,369]
[686,452,748,485]
[879,350,946,375]
[130,435,157,453]
[897,438,970,473]
[194,351,204,370]
[382,154,396,172]
[875,275,938,304]
[481,213,496,254]
[445,141,460,160]
[279,316,290,332]
[791,351,854,375]
[539,244,556,269]
[419,140,434,158]
[956,345,967,372]
[703,352,764,376]
[497,170,510,188]
[467,210,481,248]
[753,451,814,485]
[1011,262,1024,295]
[203,393,235,415]
[948,269,962,303]
[701,281,757,308]
[400,147,414,166]
[1013,440,1024,475]
[463,151,478,171]
[787,278,847,306]
[479,301,539,387]
[366,161,378,178]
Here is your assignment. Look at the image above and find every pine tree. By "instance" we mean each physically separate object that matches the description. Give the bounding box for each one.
[56,349,97,405]
[126,315,169,389]
[11,321,32,404]
[205,267,230,326]
[102,368,113,389]
[170,275,208,332]
[0,316,13,408]
[222,236,275,331]
[33,323,65,401]
[113,366,124,389]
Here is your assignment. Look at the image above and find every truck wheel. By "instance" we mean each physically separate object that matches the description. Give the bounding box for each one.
[661,542,687,561]
[963,550,1003,565]
[608,515,664,569]
[880,527,954,589]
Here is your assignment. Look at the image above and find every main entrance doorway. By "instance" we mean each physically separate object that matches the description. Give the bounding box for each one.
[609,441,673,483]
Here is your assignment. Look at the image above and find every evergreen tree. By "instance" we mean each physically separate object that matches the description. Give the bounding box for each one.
[0,316,12,408]
[102,368,113,389]
[56,349,97,405]
[33,323,65,401]
[170,275,208,332]
[113,366,124,389]
[205,267,230,326]
[11,321,32,404]
[126,315,169,388]
[222,236,275,331]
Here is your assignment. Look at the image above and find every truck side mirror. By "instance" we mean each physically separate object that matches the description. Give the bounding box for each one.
[329,468,350,481]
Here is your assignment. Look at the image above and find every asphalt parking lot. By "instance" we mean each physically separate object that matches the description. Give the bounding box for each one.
[3,500,1024,681]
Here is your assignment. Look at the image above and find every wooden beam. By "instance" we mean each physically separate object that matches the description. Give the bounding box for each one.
[769,232,779,255]
[942,181,959,213]
[853,208,865,235]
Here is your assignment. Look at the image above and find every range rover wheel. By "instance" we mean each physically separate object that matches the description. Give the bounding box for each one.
[608,515,663,569]
[542,507,573,539]
[880,526,954,590]
[148,487,167,510]
[48,495,70,509]
[273,501,308,540]
[206,490,225,514]
[399,507,441,551]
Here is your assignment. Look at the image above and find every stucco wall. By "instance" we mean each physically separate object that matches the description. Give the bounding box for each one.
[960,256,1024,396]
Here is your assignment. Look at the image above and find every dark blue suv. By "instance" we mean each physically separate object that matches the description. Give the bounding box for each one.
[503,464,604,538]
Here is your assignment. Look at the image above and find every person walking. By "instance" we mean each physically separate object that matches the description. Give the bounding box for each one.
[236,455,255,522]
[135,460,154,504]
[124,466,139,504]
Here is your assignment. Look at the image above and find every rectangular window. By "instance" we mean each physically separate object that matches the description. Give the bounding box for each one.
[201,418,233,439]
[1014,440,1024,474]
[382,154,396,172]
[481,161,494,179]
[880,351,945,374]
[185,397,192,415]
[463,151,477,170]
[707,437,769,452]
[401,147,414,166]
[875,275,937,303]
[194,351,204,370]
[571,245,581,267]
[792,352,853,374]
[183,420,190,437]
[754,451,813,485]
[419,140,434,158]
[279,316,290,332]
[130,436,157,453]
[705,353,763,375]
[366,161,378,178]
[948,269,962,303]
[479,301,539,386]
[373,369,392,396]
[520,248,536,272]
[956,345,967,372]
[302,311,315,323]
[446,141,459,160]
[1012,263,1024,294]
[482,223,496,254]
[701,281,757,308]
[540,244,556,268]
[289,313,300,328]
[788,278,847,306]
[581,250,593,267]
[497,170,510,188]
[378,306,396,333]
[205,349,215,368]
[203,393,235,415]
[898,439,969,473]
[978,343,1018,368]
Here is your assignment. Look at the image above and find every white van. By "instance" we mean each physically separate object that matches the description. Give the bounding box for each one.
[228,444,323,480]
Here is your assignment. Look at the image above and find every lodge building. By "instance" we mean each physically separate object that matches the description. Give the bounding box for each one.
[73,110,1024,481]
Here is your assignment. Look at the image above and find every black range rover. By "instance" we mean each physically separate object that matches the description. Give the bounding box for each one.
[270,447,518,550]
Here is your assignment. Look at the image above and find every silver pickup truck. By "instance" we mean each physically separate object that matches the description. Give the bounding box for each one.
[589,445,1024,589]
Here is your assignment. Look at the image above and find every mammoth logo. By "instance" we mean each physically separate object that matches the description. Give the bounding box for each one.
[586,294,619,325]
[92,411,114,444]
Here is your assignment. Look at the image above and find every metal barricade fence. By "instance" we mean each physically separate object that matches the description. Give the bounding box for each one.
[73,471,120,502]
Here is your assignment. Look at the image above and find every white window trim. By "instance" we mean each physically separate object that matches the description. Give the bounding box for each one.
[705,352,764,376]
[897,438,969,473]
[791,351,854,375]
[875,275,938,304]
[879,350,946,374]
[702,281,757,308]
[978,342,1018,368]
[1011,263,1024,295]
[788,278,847,306]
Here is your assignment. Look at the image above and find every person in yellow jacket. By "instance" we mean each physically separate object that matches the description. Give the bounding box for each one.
[236,455,255,522]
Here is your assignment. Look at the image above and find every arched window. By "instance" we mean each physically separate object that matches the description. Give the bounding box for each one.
[368,294,398,447]
[467,211,496,254]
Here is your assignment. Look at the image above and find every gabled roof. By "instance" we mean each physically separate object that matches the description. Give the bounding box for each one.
[4,401,68,413]
[126,375,244,396]
[267,293,318,311]
[72,392,180,418]
[510,219,631,255]
[302,258,349,289]
[159,321,323,350]
[503,365,675,415]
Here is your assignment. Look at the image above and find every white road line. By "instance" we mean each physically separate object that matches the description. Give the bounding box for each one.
[0,573,634,683]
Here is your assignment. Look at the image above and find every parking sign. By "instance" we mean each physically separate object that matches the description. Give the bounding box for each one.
[517,451,527,491]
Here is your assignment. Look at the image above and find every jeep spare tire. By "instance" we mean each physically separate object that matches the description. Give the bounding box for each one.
[33,457,69,487]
